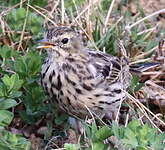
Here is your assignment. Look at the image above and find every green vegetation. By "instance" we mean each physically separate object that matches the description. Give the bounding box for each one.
[0,0,164,149]
[65,120,165,150]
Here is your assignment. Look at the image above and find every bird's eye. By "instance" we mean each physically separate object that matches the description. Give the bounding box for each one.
[61,38,69,44]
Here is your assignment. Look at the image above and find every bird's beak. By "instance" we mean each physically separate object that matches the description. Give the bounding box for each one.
[37,38,54,49]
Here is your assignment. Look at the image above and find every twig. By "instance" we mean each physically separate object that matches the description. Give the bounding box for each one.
[104,0,116,32]
[74,19,99,51]
[61,0,65,24]
[125,92,165,132]
[17,0,29,51]
[72,0,79,22]
[130,58,151,64]
[0,15,5,34]
[133,46,157,60]
[137,26,157,36]
[125,8,165,31]
[71,0,98,25]
[27,4,57,26]
[141,72,164,75]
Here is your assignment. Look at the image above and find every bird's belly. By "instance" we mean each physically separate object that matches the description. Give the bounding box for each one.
[42,73,126,119]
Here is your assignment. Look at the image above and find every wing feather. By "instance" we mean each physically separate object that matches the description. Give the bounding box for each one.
[87,50,122,83]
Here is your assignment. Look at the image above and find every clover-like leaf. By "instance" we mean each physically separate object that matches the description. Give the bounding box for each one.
[95,126,112,141]
[0,98,17,109]
[0,110,13,127]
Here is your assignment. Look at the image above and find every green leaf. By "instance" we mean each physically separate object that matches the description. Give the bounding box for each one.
[14,57,27,77]
[17,8,26,19]
[136,146,148,150]
[130,75,141,92]
[1,75,11,89]
[64,143,80,150]
[2,74,23,92]
[91,122,98,141]
[0,46,16,59]
[127,120,141,132]
[150,133,165,150]
[93,142,106,150]
[7,8,43,36]
[11,74,23,90]
[0,98,17,109]
[0,110,13,127]
[9,91,22,98]
[95,126,112,141]
[0,129,31,150]
[0,82,7,97]
[111,121,124,139]
[122,128,138,148]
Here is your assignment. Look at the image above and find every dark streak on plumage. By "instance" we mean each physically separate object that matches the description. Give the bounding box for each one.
[75,88,82,94]
[67,97,71,105]
[103,93,114,97]
[44,83,48,90]
[56,75,62,90]
[111,61,121,70]
[62,63,71,71]
[47,27,75,39]
[42,72,46,79]
[99,101,112,105]
[45,65,50,74]
[60,90,64,96]
[83,75,93,80]
[112,99,121,104]
[73,95,77,100]
[65,74,76,86]
[49,74,53,82]
[76,64,83,69]
[82,83,92,91]
[79,70,86,74]
[67,57,75,62]
[52,70,55,76]
[67,90,71,94]
[96,106,104,110]
[95,94,100,97]
[52,94,59,103]
[113,89,121,94]
[59,98,62,103]
[71,66,77,74]
[93,63,102,70]
[110,74,118,78]
[40,78,43,86]
[102,65,110,78]
[99,98,121,105]
[62,105,68,112]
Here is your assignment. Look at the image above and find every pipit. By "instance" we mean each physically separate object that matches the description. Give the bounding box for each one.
[38,26,158,120]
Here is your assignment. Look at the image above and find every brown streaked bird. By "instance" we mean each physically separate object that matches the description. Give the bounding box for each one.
[38,26,159,120]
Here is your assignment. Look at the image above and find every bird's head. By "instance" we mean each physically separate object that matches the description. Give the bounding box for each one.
[37,26,84,56]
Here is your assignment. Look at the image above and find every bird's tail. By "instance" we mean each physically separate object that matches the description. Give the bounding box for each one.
[129,62,160,74]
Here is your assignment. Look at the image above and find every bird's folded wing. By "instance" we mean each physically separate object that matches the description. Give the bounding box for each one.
[87,50,122,84]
